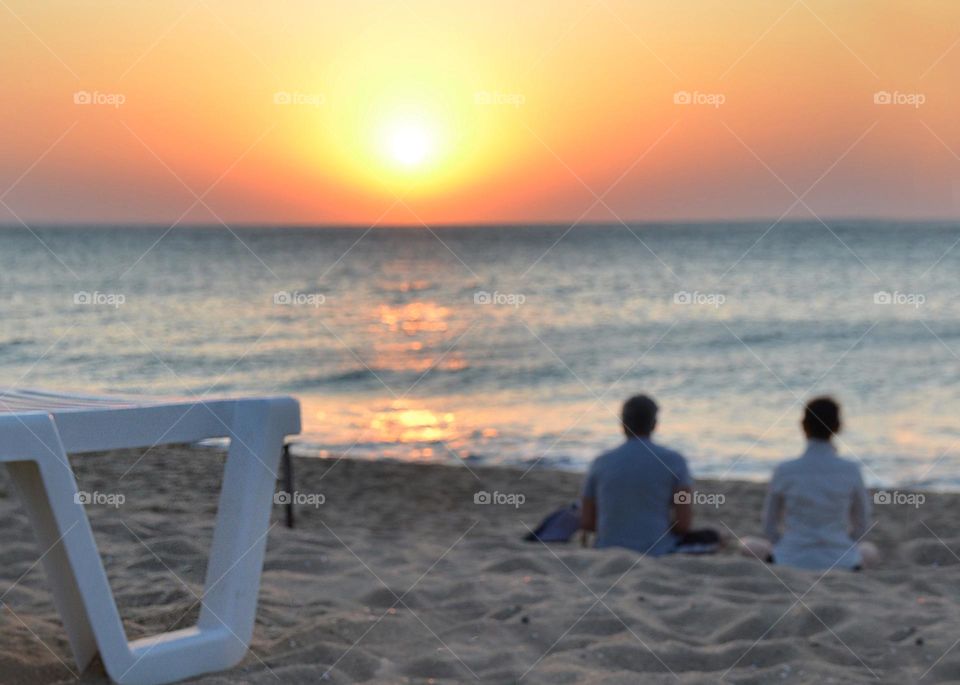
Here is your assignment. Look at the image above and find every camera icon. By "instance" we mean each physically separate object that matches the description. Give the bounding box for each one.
[274,491,292,505]
[673,91,692,105]
[474,291,492,305]
[874,91,892,105]
[273,291,293,305]
[73,291,92,305]
[673,291,692,305]
[474,490,491,504]
[74,491,92,505]
[673,491,692,505]
[873,491,891,505]
[873,291,892,305]
[474,91,492,105]
[273,91,292,105]
[73,90,91,105]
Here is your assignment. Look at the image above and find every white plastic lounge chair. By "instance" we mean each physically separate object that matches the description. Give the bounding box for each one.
[0,388,301,685]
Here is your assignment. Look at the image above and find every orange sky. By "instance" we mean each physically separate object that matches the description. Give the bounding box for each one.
[2,1,959,225]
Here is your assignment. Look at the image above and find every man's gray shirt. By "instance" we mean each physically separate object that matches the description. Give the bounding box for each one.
[582,437,693,555]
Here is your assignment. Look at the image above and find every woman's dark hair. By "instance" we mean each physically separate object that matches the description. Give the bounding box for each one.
[803,396,841,440]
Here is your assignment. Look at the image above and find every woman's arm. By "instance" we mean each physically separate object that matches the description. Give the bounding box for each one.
[849,477,870,540]
[761,488,783,542]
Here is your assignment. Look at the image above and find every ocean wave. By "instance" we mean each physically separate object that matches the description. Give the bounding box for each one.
[287,364,473,391]
[0,337,33,348]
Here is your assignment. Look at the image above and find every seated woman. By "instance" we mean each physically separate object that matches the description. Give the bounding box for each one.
[740,397,879,571]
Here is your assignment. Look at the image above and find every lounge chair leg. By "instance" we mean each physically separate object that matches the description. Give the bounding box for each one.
[198,399,288,649]
[6,459,99,672]
[282,444,295,529]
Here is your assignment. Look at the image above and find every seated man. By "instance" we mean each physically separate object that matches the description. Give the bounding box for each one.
[580,394,719,555]
[741,396,879,570]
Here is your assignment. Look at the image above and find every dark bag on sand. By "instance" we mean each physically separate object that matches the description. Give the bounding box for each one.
[525,502,581,543]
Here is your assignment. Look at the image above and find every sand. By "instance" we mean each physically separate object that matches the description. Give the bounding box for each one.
[1,447,959,684]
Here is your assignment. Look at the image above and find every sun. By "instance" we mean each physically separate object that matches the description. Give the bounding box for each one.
[384,120,434,169]
[309,28,510,196]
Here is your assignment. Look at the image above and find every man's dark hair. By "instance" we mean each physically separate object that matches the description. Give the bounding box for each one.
[803,396,841,440]
[621,394,658,438]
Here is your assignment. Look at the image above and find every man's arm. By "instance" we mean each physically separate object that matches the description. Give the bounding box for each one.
[672,454,695,535]
[581,496,596,532]
[672,487,692,535]
[581,463,598,534]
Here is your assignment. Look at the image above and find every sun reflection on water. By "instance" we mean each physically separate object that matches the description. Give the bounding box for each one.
[370,300,468,373]
[369,402,457,448]
[377,301,450,334]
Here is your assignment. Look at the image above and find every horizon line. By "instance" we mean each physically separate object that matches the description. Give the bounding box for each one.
[1,216,959,230]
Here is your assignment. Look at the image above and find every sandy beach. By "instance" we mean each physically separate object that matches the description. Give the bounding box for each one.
[2,447,959,684]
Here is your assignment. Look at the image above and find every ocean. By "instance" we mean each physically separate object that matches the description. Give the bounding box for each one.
[2,221,959,488]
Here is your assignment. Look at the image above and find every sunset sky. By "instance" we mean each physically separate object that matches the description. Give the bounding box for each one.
[2,1,960,225]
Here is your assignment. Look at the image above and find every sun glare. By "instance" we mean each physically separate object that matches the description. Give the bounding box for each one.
[313,32,499,194]
[386,121,433,168]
